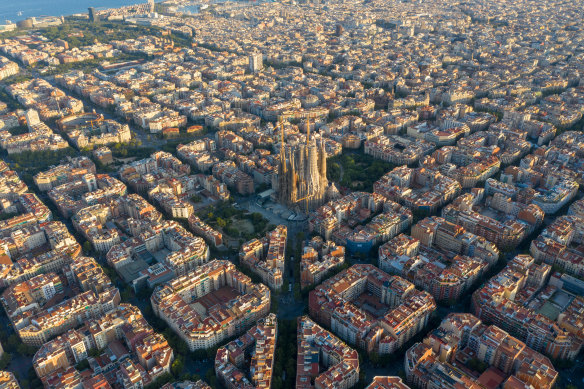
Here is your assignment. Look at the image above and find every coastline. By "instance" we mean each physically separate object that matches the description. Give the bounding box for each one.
[0,0,160,25]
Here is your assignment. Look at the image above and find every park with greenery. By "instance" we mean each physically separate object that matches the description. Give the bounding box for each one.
[327,150,395,192]
[196,201,273,247]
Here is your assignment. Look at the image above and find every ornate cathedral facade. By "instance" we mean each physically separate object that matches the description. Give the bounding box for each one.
[275,136,328,212]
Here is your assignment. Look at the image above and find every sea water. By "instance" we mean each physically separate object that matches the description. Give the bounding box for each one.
[0,0,142,23]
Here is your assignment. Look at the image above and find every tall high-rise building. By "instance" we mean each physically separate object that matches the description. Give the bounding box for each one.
[275,124,328,212]
[88,7,99,22]
[249,53,263,73]
[148,0,155,13]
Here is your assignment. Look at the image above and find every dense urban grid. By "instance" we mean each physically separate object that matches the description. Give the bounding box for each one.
[0,0,583,388]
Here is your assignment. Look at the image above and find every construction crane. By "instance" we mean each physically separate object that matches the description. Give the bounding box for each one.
[88,119,99,131]
[295,192,314,215]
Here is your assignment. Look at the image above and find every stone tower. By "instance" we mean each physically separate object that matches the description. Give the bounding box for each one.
[276,122,328,212]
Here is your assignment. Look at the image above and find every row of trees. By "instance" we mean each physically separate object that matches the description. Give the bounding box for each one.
[271,319,297,389]
[0,315,42,388]
[292,232,304,300]
[7,148,78,174]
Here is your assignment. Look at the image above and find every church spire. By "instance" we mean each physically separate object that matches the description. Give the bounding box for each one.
[306,117,311,146]
[279,118,286,175]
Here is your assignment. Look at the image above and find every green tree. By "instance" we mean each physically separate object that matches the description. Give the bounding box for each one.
[82,241,92,254]
[121,287,134,302]
[6,334,20,350]
[171,355,184,377]
[467,358,488,373]
[16,343,37,356]
[144,373,173,389]
[205,367,218,388]
[0,353,12,369]
[270,293,279,313]
[369,351,380,366]
[75,359,90,371]
[216,217,227,228]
